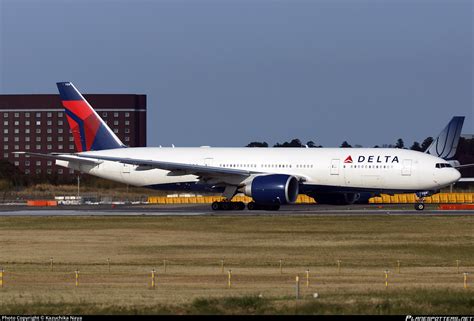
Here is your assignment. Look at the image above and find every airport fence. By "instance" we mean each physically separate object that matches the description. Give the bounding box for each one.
[147,193,474,205]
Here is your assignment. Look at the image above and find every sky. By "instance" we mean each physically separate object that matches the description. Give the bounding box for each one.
[0,0,472,148]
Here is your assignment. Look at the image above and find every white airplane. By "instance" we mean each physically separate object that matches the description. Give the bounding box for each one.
[16,82,468,211]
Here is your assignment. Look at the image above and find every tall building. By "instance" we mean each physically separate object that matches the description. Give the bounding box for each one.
[0,94,146,181]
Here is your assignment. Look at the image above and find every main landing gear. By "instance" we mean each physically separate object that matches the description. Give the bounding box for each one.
[211,201,246,211]
[210,201,280,211]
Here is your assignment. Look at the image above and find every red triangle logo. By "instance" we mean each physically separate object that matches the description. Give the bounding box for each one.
[344,156,353,163]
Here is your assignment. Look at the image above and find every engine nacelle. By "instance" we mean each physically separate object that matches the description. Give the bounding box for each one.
[244,174,299,205]
[310,192,360,205]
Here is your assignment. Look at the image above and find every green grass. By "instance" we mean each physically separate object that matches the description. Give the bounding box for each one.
[0,215,472,314]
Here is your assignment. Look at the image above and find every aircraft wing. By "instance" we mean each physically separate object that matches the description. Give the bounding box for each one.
[12,152,102,165]
[454,163,474,169]
[76,154,265,178]
[13,152,309,182]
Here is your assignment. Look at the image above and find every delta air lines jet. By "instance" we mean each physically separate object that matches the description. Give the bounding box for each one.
[16,82,466,211]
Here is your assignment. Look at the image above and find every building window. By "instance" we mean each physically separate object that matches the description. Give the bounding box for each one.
[36,169,41,174]
[3,113,8,118]
[14,112,19,118]
[125,128,130,133]
[102,112,107,118]
[69,145,75,150]
[114,112,119,117]
[14,121,19,126]
[58,120,63,126]
[25,137,30,142]
[25,161,30,166]
[69,169,74,174]
[14,161,19,166]
[114,121,119,126]
[3,129,8,134]
[25,169,30,174]
[25,121,30,126]
[36,161,41,166]
[14,145,19,150]
[47,161,52,166]
[58,137,63,141]
[47,120,52,126]
[125,137,130,142]
[14,137,19,142]
[25,112,30,117]
[36,129,41,134]
[3,137,8,142]
[14,153,19,158]
[125,121,130,126]
[25,129,30,134]
[58,112,63,118]
[58,169,63,174]
[47,169,52,174]
[25,145,30,150]
[36,112,41,118]
[36,121,41,126]
[58,145,63,149]
[47,112,52,118]
[47,129,52,134]
[125,112,130,118]
[58,129,63,133]
[3,121,7,125]
[14,129,19,134]
[3,153,8,158]
[36,137,41,142]
[69,137,74,142]
[113,129,118,133]
[36,145,41,150]
[47,145,52,150]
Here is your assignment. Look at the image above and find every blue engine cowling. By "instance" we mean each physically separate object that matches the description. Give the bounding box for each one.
[244,174,299,204]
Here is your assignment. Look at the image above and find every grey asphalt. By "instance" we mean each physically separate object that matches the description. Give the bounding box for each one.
[0,204,473,216]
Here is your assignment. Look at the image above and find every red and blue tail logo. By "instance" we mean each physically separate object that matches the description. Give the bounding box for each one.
[56,82,125,152]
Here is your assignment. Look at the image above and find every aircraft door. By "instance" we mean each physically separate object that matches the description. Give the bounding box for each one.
[402,159,412,176]
[330,159,340,175]
[204,158,214,167]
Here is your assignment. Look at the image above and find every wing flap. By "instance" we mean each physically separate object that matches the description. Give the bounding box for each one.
[12,152,102,165]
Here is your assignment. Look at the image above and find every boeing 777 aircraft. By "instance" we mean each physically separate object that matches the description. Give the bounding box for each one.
[16,82,469,211]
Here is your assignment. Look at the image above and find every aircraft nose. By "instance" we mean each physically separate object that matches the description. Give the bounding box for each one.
[452,168,461,183]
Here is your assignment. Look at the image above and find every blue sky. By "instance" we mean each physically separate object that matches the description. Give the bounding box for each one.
[0,0,472,148]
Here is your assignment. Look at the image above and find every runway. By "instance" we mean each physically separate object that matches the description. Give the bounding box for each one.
[1,203,474,216]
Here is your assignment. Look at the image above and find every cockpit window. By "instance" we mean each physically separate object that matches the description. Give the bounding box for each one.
[435,163,453,168]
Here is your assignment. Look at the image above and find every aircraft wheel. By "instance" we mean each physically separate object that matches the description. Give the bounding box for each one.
[211,202,221,211]
[247,202,256,211]
[233,202,245,211]
[221,202,230,211]
[415,203,425,211]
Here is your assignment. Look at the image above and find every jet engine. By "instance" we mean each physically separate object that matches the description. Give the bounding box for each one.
[243,174,299,205]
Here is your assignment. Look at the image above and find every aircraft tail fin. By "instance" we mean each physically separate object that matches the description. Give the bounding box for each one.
[56,82,125,152]
[425,116,464,160]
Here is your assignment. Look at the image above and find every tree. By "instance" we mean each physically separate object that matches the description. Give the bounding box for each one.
[421,137,434,152]
[246,141,268,147]
[340,141,352,148]
[274,138,303,148]
[395,138,405,149]
[410,141,423,151]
